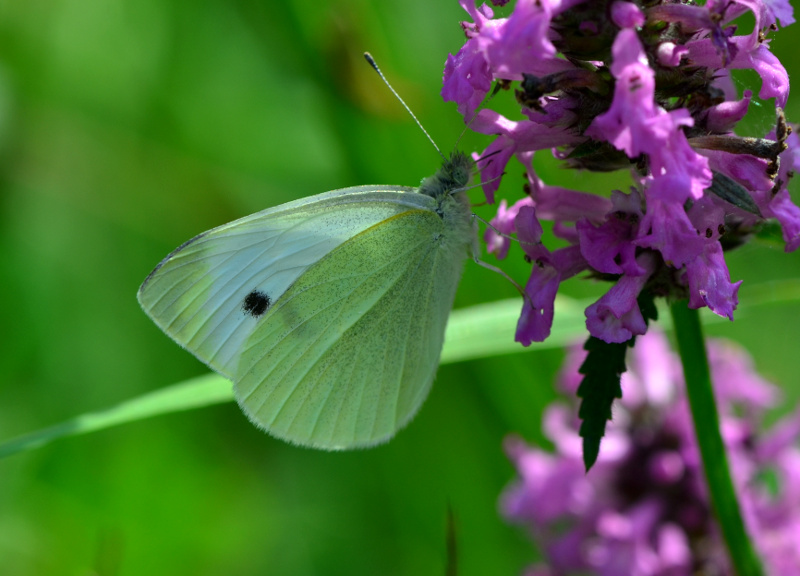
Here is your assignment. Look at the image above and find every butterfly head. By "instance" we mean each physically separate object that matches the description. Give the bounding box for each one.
[419,151,474,201]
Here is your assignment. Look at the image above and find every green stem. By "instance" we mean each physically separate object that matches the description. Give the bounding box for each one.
[670,301,764,576]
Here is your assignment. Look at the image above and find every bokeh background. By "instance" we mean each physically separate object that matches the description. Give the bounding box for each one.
[0,1,798,575]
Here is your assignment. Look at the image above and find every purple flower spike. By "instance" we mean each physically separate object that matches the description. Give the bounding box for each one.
[445,0,798,344]
[457,0,494,33]
[764,0,795,26]
[585,252,656,343]
[471,108,582,202]
[686,0,791,107]
[577,189,644,276]
[441,1,499,120]
[501,330,800,574]
[515,206,588,344]
[656,42,688,67]
[766,188,800,252]
[704,90,752,133]
[478,0,572,79]
[516,261,561,345]
[685,241,742,320]
[611,1,644,29]
[586,30,658,159]
[485,197,532,259]
[442,45,492,121]
[764,131,800,251]
[635,195,705,268]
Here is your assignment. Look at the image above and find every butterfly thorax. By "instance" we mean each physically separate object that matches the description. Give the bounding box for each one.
[418,151,473,201]
[416,150,476,256]
[418,150,473,226]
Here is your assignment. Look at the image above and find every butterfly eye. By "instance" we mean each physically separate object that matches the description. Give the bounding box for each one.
[242,290,271,317]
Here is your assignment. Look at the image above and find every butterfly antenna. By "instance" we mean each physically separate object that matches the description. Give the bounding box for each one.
[364,52,446,161]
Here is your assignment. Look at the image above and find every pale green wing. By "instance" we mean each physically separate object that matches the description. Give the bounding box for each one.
[234,208,469,449]
[138,186,430,379]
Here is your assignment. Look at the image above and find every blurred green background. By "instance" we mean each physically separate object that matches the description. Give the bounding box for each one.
[0,1,798,575]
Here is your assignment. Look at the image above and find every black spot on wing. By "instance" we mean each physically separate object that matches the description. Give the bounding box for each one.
[243,290,271,317]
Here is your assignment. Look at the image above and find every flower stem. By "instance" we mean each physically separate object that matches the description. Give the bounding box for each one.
[670,301,765,576]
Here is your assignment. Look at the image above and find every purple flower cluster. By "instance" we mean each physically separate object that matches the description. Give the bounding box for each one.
[443,0,800,345]
[500,330,800,575]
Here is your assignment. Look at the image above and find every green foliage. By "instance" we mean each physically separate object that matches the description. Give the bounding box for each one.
[0,1,798,575]
[671,302,765,576]
[709,171,763,217]
[576,291,658,471]
[577,336,627,471]
[0,296,589,458]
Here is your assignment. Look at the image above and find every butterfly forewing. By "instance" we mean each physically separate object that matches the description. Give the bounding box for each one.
[235,208,468,449]
[138,187,430,378]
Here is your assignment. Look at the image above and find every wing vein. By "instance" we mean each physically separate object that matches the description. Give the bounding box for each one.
[240,233,427,417]
[254,234,433,434]
[367,244,437,437]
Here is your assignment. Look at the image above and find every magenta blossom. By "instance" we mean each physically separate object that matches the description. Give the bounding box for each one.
[501,330,800,575]
[443,0,798,344]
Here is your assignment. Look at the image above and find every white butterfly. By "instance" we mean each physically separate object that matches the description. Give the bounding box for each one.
[138,151,477,449]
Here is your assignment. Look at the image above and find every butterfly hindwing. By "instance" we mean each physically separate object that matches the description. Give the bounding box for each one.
[235,208,468,449]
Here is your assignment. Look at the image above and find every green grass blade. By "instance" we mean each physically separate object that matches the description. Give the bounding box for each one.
[0,296,588,458]
[0,374,232,458]
[2,278,798,459]
[440,294,586,363]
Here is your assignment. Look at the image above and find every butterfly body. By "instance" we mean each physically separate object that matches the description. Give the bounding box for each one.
[139,151,475,449]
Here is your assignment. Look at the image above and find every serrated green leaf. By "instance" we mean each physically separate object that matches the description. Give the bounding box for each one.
[575,291,656,471]
[576,336,628,471]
